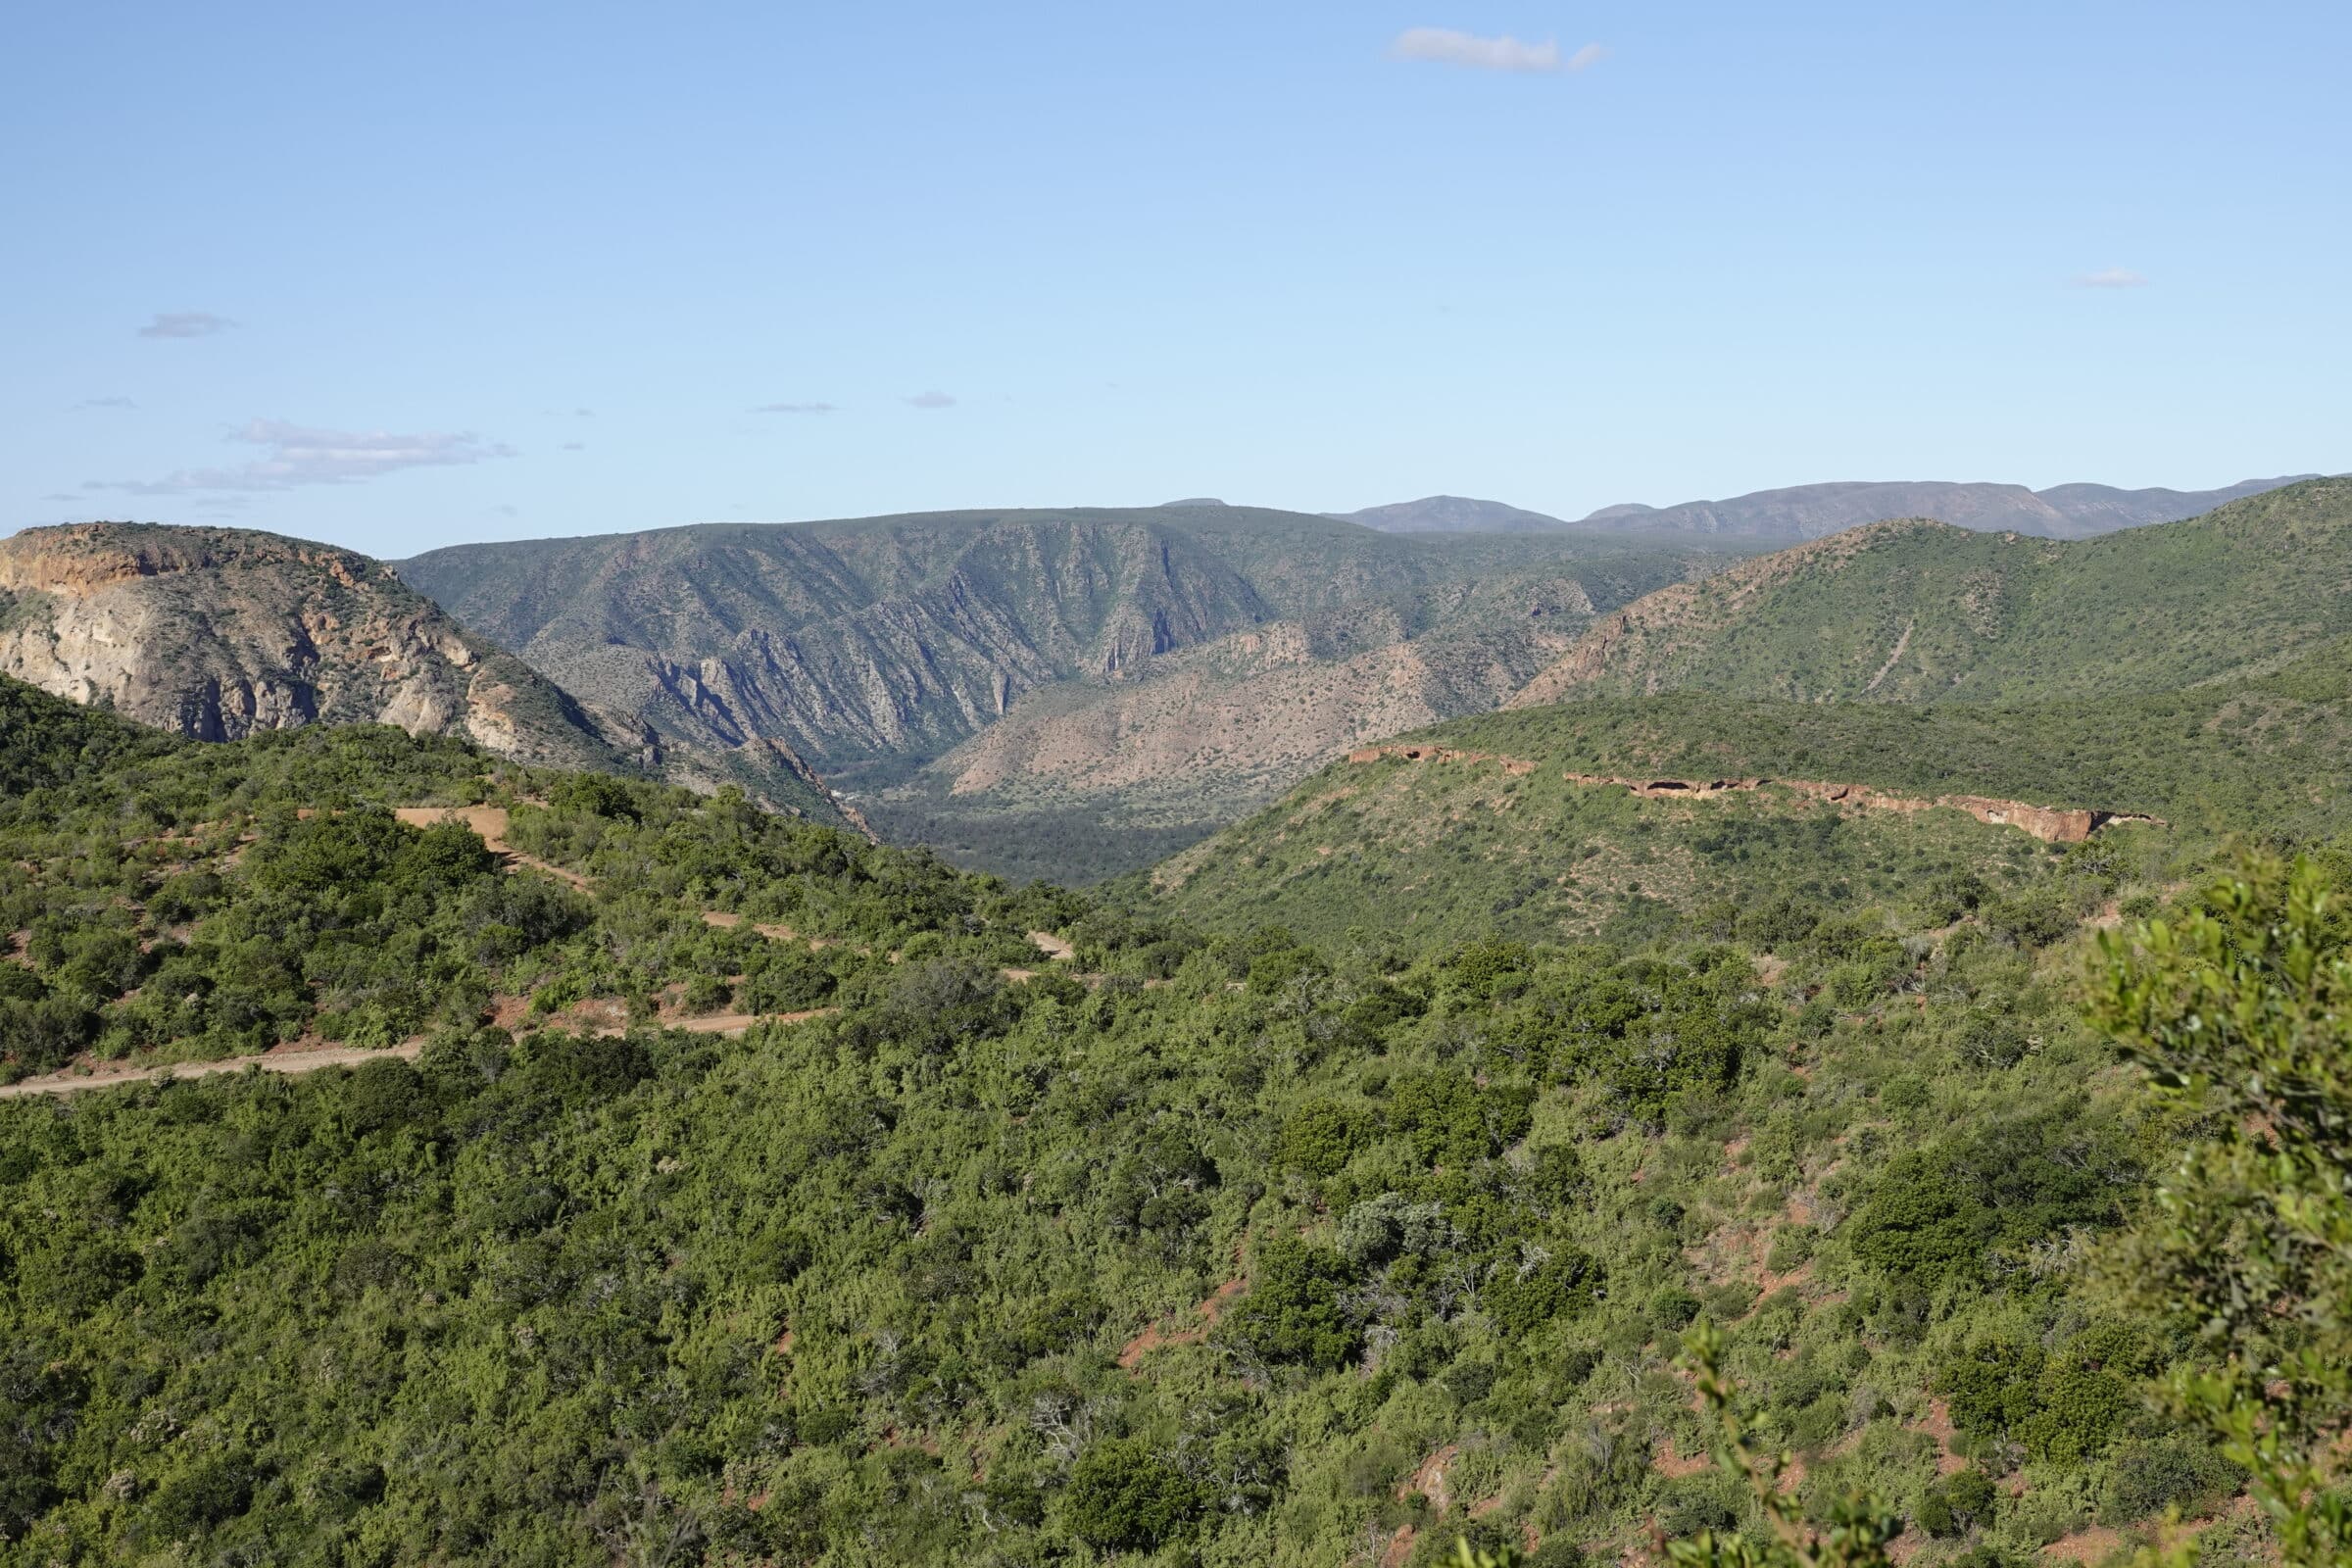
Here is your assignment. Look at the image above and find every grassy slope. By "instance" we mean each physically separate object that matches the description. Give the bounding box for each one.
[1517,476,2352,707]
[1147,638,2352,947]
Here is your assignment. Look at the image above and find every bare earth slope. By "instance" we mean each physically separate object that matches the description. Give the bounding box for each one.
[1512,477,2352,709]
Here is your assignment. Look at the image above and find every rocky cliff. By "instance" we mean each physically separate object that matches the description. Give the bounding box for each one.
[399,509,1702,877]
[0,522,852,824]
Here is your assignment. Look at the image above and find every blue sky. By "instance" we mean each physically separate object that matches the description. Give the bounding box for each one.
[6,1,2346,557]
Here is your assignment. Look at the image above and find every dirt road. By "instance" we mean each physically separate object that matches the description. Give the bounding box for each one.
[0,1039,425,1100]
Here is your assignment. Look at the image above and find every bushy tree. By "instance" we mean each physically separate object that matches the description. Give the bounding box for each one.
[2088,854,2352,1567]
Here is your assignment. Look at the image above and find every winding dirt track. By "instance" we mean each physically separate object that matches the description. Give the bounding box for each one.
[0,806,848,1101]
[0,1040,426,1100]
[392,806,590,890]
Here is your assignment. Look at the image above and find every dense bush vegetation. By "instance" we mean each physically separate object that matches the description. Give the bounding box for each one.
[0,681,2328,1566]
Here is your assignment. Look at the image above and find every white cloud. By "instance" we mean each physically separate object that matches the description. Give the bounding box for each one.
[137,312,235,339]
[1567,42,1608,71]
[755,402,839,415]
[2074,267,2151,289]
[905,390,956,410]
[86,418,514,495]
[562,441,586,451]
[1390,27,1578,72]
[74,397,137,411]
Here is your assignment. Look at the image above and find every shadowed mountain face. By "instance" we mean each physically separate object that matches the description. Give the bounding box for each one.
[399,506,1710,878]
[1509,476,2352,710]
[0,522,852,825]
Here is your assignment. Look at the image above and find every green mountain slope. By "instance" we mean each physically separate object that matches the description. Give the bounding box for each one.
[0,676,2303,1566]
[1513,476,2352,708]
[401,507,1707,878]
[1149,636,2352,947]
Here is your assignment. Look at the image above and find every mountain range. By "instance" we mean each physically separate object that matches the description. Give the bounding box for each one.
[397,506,1710,879]
[1,474,2347,1568]
[5,473,2342,886]
[1340,473,2317,540]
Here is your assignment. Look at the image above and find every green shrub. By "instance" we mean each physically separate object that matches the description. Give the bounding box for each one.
[1223,1239,1360,1371]
[2096,1437,2243,1525]
[1061,1439,1205,1552]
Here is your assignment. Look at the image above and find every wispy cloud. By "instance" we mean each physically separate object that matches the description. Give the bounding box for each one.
[2073,267,2150,289]
[905,390,956,410]
[41,492,77,503]
[562,441,586,451]
[755,402,839,415]
[86,418,514,495]
[137,312,235,339]
[74,396,138,411]
[1390,27,1594,73]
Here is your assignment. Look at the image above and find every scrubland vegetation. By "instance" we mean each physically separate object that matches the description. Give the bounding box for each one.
[2,673,2344,1568]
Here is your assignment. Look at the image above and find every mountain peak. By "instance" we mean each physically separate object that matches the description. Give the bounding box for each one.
[1335,496,1573,534]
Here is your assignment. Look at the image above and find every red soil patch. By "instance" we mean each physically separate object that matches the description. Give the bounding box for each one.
[1400,1445,1459,1516]
[1654,1437,1712,1479]
[1117,1276,1247,1369]
[1911,1398,1966,1477]
[2041,1526,2125,1564]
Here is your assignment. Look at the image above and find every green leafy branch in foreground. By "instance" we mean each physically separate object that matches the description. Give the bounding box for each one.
[2089,854,2352,1568]
[1651,1324,1901,1568]
[1443,1322,1910,1568]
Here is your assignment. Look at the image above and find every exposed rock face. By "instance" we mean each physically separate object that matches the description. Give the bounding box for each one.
[1549,769,2158,844]
[1349,746,2160,844]
[399,510,1697,877]
[0,523,552,746]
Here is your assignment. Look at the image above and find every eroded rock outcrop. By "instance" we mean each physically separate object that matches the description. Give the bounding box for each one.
[0,523,624,768]
[1554,770,2161,844]
[1346,745,2159,845]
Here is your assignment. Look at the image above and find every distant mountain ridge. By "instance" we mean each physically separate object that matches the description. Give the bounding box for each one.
[1342,474,2320,539]
[1331,495,1574,533]
[398,506,1708,880]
